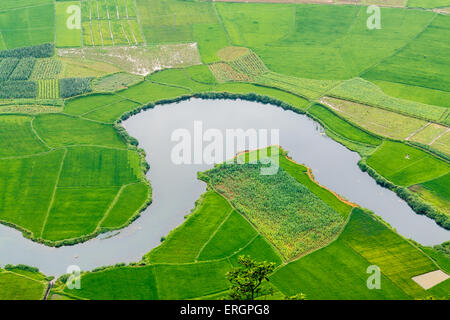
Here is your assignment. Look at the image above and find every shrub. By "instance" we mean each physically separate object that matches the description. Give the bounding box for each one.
[0,58,19,80]
[0,80,37,98]
[59,78,93,98]
[9,57,36,80]
[0,43,54,59]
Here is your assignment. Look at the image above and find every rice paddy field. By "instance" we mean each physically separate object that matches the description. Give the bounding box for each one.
[0,0,449,302]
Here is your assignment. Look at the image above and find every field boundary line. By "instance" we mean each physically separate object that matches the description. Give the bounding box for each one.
[2,269,46,285]
[429,128,449,145]
[225,233,259,260]
[405,122,431,141]
[133,0,147,46]
[209,186,286,263]
[39,148,67,238]
[358,12,437,77]
[212,1,232,45]
[30,117,51,150]
[195,208,234,262]
[95,184,128,230]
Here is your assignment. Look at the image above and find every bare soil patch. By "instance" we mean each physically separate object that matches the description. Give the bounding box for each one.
[412,270,449,290]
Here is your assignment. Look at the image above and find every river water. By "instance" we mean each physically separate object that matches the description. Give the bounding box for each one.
[0,99,448,276]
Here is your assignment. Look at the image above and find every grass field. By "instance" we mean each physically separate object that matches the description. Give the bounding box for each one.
[55,1,83,47]
[371,80,450,109]
[362,14,450,93]
[321,97,428,140]
[308,103,382,146]
[217,3,434,80]
[58,149,448,300]
[272,208,439,299]
[0,3,54,50]
[0,268,47,300]
[329,78,448,123]
[366,141,449,186]
[0,115,48,157]
[410,173,450,214]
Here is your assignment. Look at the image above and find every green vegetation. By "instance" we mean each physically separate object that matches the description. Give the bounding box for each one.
[271,208,437,299]
[30,58,63,80]
[308,104,382,146]
[202,159,346,260]
[59,78,93,98]
[0,267,47,300]
[93,73,144,92]
[407,0,450,8]
[38,80,59,99]
[9,57,36,80]
[410,173,450,214]
[55,1,82,47]
[366,141,449,186]
[0,115,48,157]
[321,97,428,140]
[329,78,448,123]
[226,256,276,300]
[362,14,450,93]
[371,80,450,109]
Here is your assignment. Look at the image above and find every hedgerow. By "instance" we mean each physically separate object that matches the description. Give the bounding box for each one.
[0,81,37,99]
[59,78,93,98]
[0,43,54,59]
[358,160,449,229]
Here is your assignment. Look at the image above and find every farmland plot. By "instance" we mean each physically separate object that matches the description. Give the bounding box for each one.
[366,141,450,186]
[56,1,83,47]
[81,0,145,46]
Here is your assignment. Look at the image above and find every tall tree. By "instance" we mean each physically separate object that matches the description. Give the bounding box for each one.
[226,255,276,300]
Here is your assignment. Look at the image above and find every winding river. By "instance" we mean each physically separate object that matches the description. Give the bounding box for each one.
[0,99,448,276]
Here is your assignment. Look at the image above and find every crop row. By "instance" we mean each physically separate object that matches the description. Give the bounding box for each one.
[30,58,62,80]
[38,80,59,99]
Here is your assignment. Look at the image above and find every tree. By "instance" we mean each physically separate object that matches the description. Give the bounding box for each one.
[226,255,276,300]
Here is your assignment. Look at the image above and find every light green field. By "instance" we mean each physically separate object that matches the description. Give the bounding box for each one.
[410,123,448,145]
[0,115,48,157]
[0,3,54,49]
[410,173,450,214]
[366,141,449,186]
[371,80,450,109]
[272,208,437,299]
[136,0,217,44]
[217,3,433,80]
[55,1,82,48]
[115,80,190,104]
[363,14,450,93]
[308,104,382,146]
[0,269,46,300]
[407,0,450,8]
[321,97,428,140]
[329,78,448,123]
[33,113,126,148]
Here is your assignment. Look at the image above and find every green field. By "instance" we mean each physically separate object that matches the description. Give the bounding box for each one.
[272,208,438,299]
[202,159,346,260]
[308,104,382,146]
[0,268,47,300]
[0,3,54,49]
[58,152,447,300]
[56,1,83,47]
[366,141,449,186]
[0,0,449,301]
[321,97,428,140]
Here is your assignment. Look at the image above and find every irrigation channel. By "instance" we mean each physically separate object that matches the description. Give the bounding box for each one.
[0,99,448,275]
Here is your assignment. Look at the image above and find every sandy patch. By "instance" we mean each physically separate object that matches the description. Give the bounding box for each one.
[58,44,201,76]
[412,270,449,290]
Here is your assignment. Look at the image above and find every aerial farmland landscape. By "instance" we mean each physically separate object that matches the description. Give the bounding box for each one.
[0,0,449,306]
